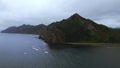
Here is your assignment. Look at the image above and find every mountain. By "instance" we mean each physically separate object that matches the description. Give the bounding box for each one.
[48,13,112,43]
[2,25,34,33]
[2,13,120,44]
[1,24,47,34]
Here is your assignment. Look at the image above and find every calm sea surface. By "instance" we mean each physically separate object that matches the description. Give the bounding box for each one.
[0,33,120,68]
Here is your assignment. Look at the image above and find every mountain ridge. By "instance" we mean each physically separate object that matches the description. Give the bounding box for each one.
[1,13,120,44]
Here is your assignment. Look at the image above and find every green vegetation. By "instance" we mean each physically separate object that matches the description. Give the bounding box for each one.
[2,13,120,44]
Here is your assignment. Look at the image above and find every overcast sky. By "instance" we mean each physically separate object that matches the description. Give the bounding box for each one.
[0,0,120,30]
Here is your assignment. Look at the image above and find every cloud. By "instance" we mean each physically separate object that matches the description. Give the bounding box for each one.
[0,0,120,30]
[95,15,120,28]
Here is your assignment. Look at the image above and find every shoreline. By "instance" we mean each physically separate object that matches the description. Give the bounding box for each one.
[48,43,120,49]
[64,43,120,47]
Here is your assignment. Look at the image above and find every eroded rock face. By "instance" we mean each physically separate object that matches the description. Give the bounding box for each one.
[39,27,65,44]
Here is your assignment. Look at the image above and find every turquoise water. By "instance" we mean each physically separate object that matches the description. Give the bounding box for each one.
[0,33,120,68]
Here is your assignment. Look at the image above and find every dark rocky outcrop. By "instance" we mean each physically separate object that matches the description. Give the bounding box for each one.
[39,26,65,44]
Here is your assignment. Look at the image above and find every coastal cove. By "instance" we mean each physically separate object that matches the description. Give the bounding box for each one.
[0,33,120,68]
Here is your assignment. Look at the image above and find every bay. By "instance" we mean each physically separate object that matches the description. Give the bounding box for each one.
[0,33,120,68]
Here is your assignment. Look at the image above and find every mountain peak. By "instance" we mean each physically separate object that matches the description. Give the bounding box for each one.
[69,13,85,20]
[72,13,80,16]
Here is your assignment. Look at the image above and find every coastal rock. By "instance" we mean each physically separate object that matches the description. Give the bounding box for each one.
[39,27,65,44]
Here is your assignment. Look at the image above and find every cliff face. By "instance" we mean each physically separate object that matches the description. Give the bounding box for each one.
[39,27,65,44]
[2,13,120,44]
